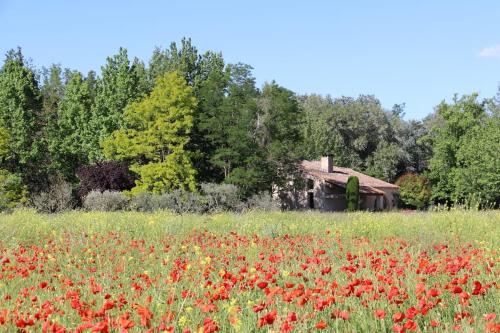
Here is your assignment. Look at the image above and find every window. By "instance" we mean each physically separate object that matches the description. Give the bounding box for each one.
[307,179,314,190]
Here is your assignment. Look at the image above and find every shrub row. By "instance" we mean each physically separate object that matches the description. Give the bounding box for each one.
[82,183,279,213]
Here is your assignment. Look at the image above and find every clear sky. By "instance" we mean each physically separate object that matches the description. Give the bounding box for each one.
[1,0,499,119]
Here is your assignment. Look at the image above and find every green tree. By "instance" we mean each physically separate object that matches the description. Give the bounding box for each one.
[427,94,486,203]
[346,176,360,211]
[257,82,303,193]
[89,48,149,161]
[102,72,197,194]
[298,94,404,178]
[148,39,231,183]
[365,141,404,182]
[0,169,27,211]
[395,173,431,209]
[48,71,93,181]
[0,48,45,190]
[454,115,500,206]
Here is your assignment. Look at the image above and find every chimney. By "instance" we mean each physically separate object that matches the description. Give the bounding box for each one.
[320,156,333,173]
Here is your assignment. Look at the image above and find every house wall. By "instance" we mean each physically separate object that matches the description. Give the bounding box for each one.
[278,178,398,212]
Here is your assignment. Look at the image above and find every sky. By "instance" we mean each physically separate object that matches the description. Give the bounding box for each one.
[1,0,499,120]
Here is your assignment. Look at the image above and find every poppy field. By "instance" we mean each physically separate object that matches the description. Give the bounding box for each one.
[0,210,499,332]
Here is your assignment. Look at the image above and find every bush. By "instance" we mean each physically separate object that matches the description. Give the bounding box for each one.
[346,176,359,211]
[245,192,280,211]
[200,183,242,213]
[395,173,431,209]
[83,190,129,212]
[129,192,157,212]
[76,162,135,200]
[30,177,75,213]
[0,169,27,212]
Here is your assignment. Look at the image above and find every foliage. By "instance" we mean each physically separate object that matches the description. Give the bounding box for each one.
[103,71,197,194]
[0,48,45,190]
[30,177,74,213]
[346,176,360,211]
[199,183,242,212]
[454,115,500,207]
[395,173,431,209]
[47,71,94,181]
[426,94,487,203]
[89,48,149,161]
[0,169,27,211]
[245,192,280,211]
[76,162,135,200]
[258,82,303,194]
[83,190,129,211]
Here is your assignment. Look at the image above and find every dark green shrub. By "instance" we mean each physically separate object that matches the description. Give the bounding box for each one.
[395,173,431,209]
[346,176,359,211]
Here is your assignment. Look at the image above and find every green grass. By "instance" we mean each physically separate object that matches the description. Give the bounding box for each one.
[0,210,498,332]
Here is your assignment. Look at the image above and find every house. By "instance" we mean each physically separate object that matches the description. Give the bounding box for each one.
[282,156,399,211]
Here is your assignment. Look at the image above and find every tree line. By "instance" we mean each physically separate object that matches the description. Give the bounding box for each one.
[0,38,498,211]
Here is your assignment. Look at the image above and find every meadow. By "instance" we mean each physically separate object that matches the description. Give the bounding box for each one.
[0,210,498,332]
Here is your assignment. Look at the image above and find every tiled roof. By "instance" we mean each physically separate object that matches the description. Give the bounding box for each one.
[300,160,399,191]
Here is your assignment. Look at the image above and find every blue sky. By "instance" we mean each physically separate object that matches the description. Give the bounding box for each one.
[1,1,499,119]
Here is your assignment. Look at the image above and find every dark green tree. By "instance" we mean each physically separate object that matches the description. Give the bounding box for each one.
[346,176,360,211]
[48,70,93,181]
[257,82,303,194]
[0,48,45,190]
[89,48,149,161]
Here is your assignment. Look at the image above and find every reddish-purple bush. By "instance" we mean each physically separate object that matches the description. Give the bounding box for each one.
[76,162,136,200]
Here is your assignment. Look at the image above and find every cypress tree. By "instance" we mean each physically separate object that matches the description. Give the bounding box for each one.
[346,176,359,211]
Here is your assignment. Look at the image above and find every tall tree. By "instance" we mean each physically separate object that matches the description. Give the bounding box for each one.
[48,71,93,181]
[0,48,45,190]
[89,48,148,161]
[257,82,303,193]
[427,94,486,203]
[102,72,197,194]
[148,39,229,182]
[454,113,500,206]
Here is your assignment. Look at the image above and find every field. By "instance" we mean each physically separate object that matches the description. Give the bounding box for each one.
[0,210,499,332]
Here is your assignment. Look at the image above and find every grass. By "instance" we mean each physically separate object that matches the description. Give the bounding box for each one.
[0,210,498,332]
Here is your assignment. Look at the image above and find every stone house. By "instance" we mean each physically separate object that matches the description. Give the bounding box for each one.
[282,156,399,211]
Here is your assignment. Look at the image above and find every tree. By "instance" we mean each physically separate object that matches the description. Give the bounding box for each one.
[365,141,404,182]
[0,48,45,190]
[48,70,93,181]
[102,72,197,194]
[40,64,65,125]
[395,173,431,209]
[0,169,27,211]
[257,82,303,193]
[89,48,149,161]
[149,39,231,183]
[298,94,405,179]
[346,176,359,211]
[427,94,486,203]
[454,115,500,206]
[76,162,135,200]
